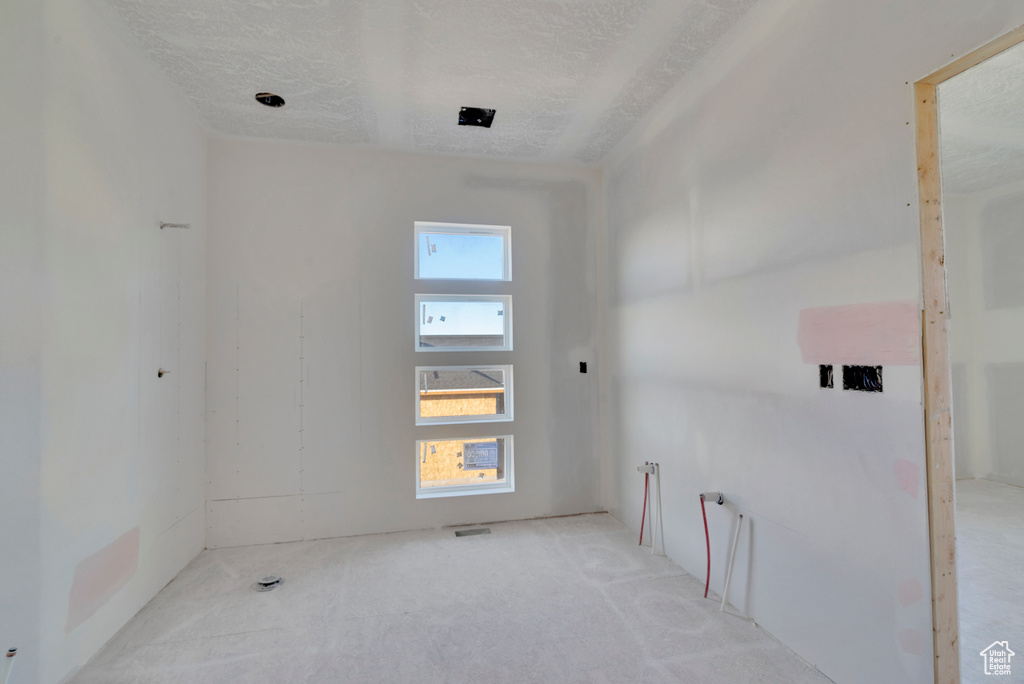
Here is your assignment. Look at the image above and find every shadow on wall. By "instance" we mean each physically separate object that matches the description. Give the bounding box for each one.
[952,188,1024,487]
[465,175,599,514]
[982,190,1024,310]
[0,378,41,684]
[985,362,1024,487]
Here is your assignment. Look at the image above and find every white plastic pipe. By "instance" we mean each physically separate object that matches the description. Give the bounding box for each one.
[721,515,743,612]
[700,491,724,505]
[646,468,654,549]
[2,648,16,684]
[652,463,664,556]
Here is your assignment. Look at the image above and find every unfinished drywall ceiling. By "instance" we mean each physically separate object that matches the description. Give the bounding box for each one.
[100,0,758,164]
[940,39,1024,193]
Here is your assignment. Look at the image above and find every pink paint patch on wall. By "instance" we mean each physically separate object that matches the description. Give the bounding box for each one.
[897,628,927,656]
[66,526,140,633]
[894,459,920,499]
[898,579,924,607]
[797,301,920,365]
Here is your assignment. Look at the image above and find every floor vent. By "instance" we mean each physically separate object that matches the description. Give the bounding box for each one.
[253,575,283,592]
[455,528,491,537]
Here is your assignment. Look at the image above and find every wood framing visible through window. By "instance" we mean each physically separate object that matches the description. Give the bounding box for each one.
[416,365,513,425]
[415,436,513,498]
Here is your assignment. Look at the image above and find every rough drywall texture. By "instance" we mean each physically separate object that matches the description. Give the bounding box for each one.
[101,0,757,164]
[602,1,1024,683]
[205,139,602,547]
[0,0,209,681]
[940,40,1024,194]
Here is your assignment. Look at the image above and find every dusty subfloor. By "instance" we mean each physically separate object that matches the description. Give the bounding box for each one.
[70,513,829,683]
[956,478,1024,684]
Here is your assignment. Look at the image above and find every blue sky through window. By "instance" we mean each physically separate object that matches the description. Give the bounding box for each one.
[418,232,505,280]
[419,299,504,336]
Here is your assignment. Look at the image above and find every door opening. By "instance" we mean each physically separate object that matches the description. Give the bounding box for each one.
[915,22,1024,684]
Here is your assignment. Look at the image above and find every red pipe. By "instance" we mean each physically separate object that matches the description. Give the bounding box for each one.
[639,472,649,545]
[701,494,710,598]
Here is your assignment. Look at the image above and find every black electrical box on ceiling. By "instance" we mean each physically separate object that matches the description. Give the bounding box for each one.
[459,107,496,128]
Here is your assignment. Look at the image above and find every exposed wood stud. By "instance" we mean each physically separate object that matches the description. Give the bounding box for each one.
[915,22,1024,684]
[917,73,959,684]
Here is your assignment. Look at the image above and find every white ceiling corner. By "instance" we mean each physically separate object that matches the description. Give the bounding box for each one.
[101,0,760,165]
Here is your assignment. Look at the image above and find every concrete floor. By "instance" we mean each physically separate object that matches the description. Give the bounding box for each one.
[70,513,828,683]
[956,479,1024,683]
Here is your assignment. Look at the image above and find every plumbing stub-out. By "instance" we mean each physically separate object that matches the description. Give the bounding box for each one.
[253,575,283,592]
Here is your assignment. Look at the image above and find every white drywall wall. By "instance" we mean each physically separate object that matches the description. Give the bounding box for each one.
[945,180,1024,487]
[0,0,46,682]
[944,191,985,482]
[601,1,1024,683]
[205,140,602,546]
[1,0,208,681]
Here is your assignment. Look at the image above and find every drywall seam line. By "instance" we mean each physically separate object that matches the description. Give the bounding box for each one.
[299,301,306,528]
[138,221,143,499]
[159,504,198,536]
[208,492,342,502]
[235,283,240,453]
[177,228,182,485]
[359,233,364,457]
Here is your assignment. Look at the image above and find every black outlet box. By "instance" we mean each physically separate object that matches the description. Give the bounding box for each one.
[843,365,883,392]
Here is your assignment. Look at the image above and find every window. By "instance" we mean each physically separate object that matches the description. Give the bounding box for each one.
[416,365,513,425]
[415,294,512,352]
[415,222,511,281]
[413,221,514,499]
[416,436,513,498]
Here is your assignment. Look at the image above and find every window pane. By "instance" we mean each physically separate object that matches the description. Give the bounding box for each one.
[416,436,512,497]
[415,222,510,281]
[417,366,512,425]
[416,295,511,351]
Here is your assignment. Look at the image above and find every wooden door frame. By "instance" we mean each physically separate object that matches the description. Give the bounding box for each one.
[916,23,1024,684]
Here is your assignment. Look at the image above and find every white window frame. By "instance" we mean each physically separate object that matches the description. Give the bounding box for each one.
[415,364,513,426]
[415,435,514,499]
[414,294,513,352]
[414,222,512,281]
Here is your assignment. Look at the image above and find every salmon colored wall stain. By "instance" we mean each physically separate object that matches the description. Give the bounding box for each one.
[797,302,920,366]
[897,628,927,656]
[66,527,139,633]
[894,459,920,499]
[898,579,924,607]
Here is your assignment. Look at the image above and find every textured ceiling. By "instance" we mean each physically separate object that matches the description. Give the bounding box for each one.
[102,0,758,165]
[940,41,1024,194]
